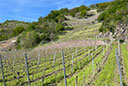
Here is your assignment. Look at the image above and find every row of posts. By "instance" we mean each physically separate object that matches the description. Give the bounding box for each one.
[62,45,103,86]
[0,45,104,86]
[0,53,31,86]
[116,40,123,86]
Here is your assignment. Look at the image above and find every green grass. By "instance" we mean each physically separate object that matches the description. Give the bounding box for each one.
[0,20,110,86]
[121,44,128,79]
[1,46,99,86]
[57,45,106,86]
[93,45,120,86]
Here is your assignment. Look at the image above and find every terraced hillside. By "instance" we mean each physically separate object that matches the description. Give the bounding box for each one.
[0,9,128,86]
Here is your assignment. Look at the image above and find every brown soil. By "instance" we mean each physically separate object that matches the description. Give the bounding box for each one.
[0,37,17,51]
[34,40,106,51]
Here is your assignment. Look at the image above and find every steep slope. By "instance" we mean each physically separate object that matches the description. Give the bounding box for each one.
[34,10,107,51]
[98,0,128,41]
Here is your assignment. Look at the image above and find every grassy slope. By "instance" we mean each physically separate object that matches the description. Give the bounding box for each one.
[57,45,108,86]
[121,44,128,79]
[93,45,120,86]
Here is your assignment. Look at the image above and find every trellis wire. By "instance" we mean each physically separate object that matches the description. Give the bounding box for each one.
[91,53,94,75]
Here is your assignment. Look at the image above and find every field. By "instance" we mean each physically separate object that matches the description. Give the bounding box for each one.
[0,15,128,86]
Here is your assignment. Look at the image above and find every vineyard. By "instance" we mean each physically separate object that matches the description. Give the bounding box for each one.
[0,43,109,86]
[0,12,128,86]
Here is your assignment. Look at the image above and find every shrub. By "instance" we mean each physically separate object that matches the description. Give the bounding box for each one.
[17,31,40,48]
[13,26,25,36]
[69,5,90,17]
[0,28,5,32]
[98,12,106,22]
[0,35,8,41]
[64,26,73,30]
[98,0,128,33]
[27,22,37,31]
[80,10,87,17]
[56,23,64,34]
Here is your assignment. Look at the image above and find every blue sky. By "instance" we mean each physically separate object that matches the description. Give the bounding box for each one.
[0,0,113,23]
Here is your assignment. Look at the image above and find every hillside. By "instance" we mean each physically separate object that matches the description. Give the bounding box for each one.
[90,1,112,12]
[0,9,100,51]
[0,20,29,41]
[0,1,128,86]
[0,20,28,30]
[98,0,128,41]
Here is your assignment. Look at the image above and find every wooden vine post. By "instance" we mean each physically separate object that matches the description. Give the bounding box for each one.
[75,76,78,86]
[53,52,56,69]
[25,53,31,86]
[88,50,90,56]
[61,50,67,86]
[91,53,94,75]
[103,46,105,56]
[116,49,123,86]
[88,50,90,61]
[83,77,85,86]
[75,48,78,65]
[0,55,5,86]
[72,53,74,73]
[118,40,120,56]
[37,53,40,69]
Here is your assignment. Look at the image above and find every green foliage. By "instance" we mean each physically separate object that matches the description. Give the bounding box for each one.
[97,12,106,22]
[64,26,73,30]
[56,23,64,34]
[0,28,5,32]
[17,31,40,49]
[27,22,38,31]
[94,45,120,86]
[80,10,87,17]
[43,8,68,23]
[17,8,69,48]
[121,45,128,79]
[0,35,8,41]
[98,0,128,33]
[13,26,25,36]
[69,7,79,17]
[69,5,90,17]
[90,2,112,12]
[0,20,28,41]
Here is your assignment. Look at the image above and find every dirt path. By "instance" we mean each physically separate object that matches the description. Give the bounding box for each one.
[0,37,17,51]
[34,40,106,51]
